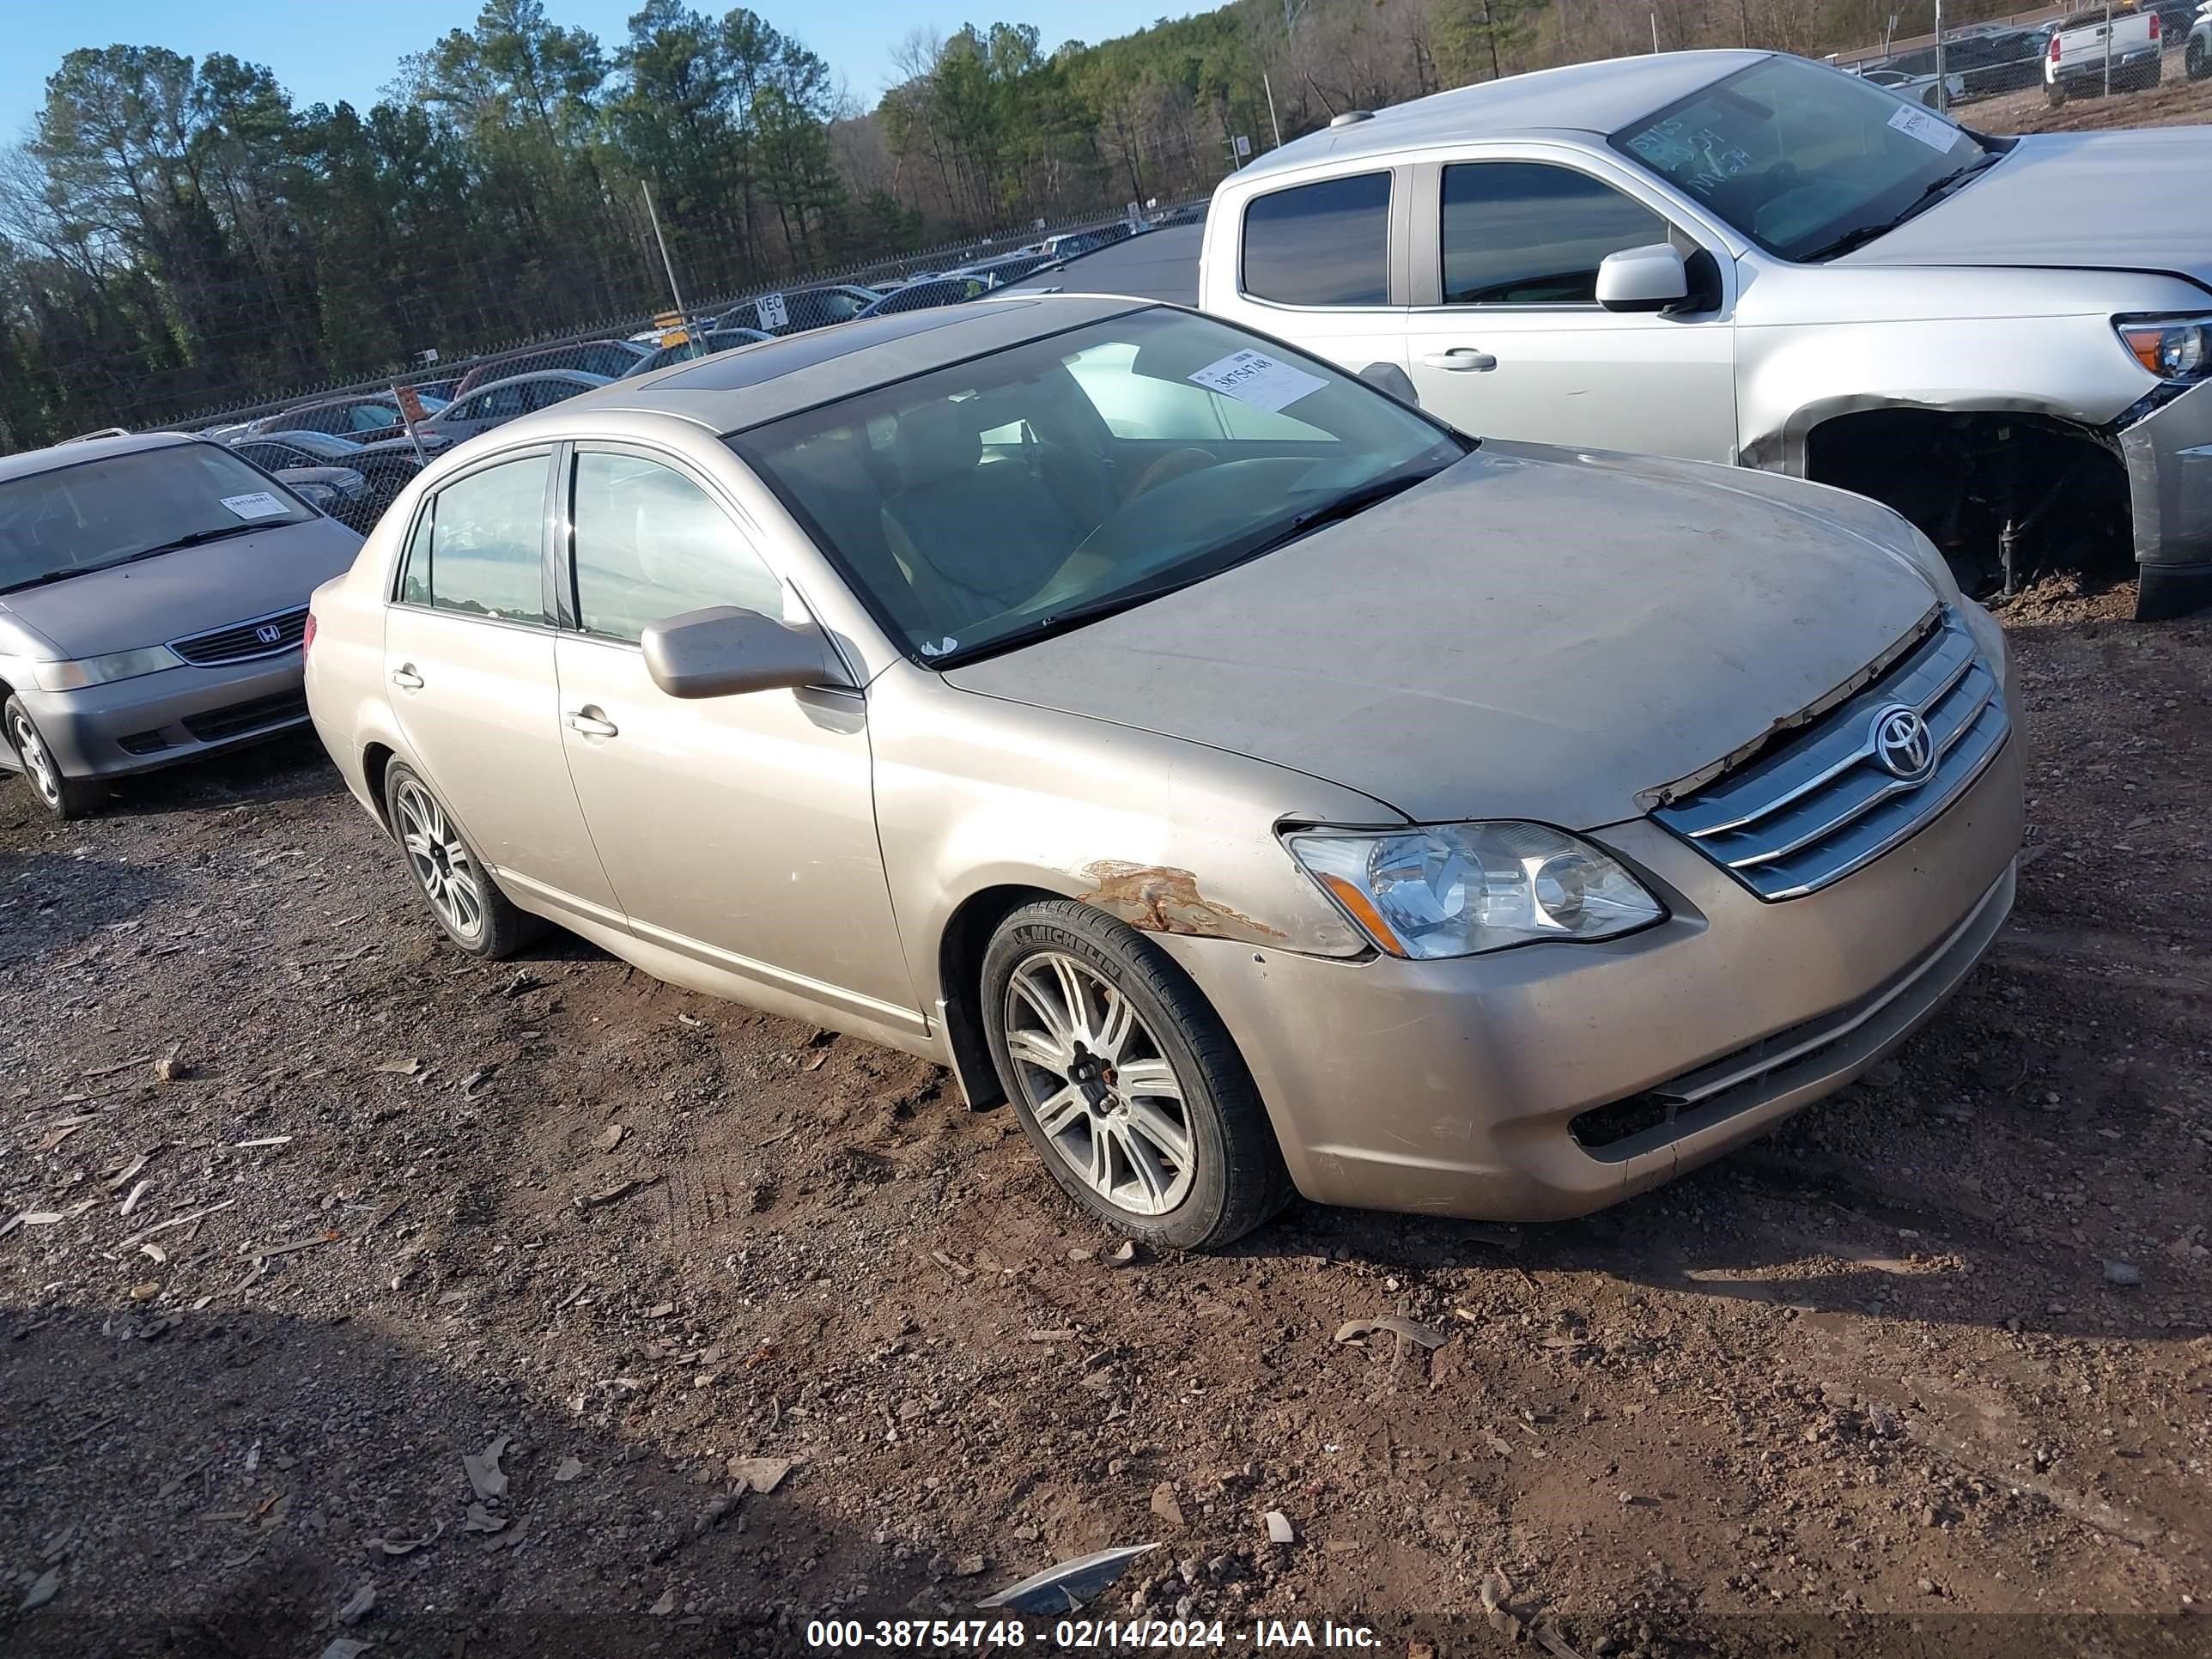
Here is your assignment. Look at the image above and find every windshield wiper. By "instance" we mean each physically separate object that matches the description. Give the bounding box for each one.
[1800,155,2000,262]
[0,521,276,596]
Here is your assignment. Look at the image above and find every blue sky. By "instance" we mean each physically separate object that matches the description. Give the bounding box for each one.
[5,0,1186,141]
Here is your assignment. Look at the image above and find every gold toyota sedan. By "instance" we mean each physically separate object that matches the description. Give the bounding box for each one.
[305,295,2022,1249]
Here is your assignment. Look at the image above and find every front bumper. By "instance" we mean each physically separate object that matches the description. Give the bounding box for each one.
[1152,723,2024,1224]
[2120,377,2212,616]
[9,653,310,782]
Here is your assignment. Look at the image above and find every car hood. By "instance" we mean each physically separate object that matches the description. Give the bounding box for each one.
[1838,132,2212,285]
[0,515,362,660]
[942,445,1942,828]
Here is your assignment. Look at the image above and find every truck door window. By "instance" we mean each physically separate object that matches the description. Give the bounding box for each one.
[1440,162,1667,306]
[1240,172,1392,307]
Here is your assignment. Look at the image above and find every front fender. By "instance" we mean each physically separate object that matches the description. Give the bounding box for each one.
[868,663,1401,1018]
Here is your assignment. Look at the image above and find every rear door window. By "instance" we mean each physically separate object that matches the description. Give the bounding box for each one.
[1240,172,1392,307]
[1440,162,1667,305]
[407,455,548,623]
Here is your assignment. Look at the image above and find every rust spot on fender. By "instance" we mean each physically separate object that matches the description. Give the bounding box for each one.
[1076,860,1287,943]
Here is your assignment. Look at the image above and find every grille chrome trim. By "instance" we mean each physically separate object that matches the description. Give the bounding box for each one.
[1652,613,2008,900]
[169,606,309,666]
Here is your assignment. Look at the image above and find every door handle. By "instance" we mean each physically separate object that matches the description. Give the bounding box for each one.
[1421,348,1498,372]
[564,709,619,739]
[390,664,423,690]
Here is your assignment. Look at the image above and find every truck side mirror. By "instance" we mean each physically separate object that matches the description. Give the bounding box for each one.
[1596,245,1692,313]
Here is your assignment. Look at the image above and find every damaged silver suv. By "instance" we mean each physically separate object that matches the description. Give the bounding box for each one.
[1199,50,2212,616]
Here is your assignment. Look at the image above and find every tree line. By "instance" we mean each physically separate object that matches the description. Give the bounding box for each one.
[2,0,2015,450]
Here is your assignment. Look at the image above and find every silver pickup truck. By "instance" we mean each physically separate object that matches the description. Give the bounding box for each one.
[1194,50,2212,617]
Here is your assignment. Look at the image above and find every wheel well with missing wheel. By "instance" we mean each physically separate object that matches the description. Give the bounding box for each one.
[1803,408,2133,593]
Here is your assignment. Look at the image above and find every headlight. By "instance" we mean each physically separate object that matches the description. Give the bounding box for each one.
[289,480,342,510]
[31,646,182,691]
[2115,314,2212,382]
[1285,822,1663,959]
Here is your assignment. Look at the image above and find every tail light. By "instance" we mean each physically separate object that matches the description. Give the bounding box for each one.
[2150,11,2160,39]
[2051,30,2063,60]
[302,611,318,665]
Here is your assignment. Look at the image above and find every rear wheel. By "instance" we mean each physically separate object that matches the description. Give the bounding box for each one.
[2190,38,2209,78]
[2045,77,2067,105]
[3,697,100,821]
[382,762,541,957]
[981,899,1291,1251]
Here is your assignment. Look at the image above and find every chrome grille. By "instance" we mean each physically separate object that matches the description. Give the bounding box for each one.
[1652,612,2008,900]
[170,607,308,665]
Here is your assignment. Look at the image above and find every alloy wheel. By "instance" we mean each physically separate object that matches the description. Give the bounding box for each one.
[394,777,485,942]
[8,710,61,810]
[1001,951,1196,1216]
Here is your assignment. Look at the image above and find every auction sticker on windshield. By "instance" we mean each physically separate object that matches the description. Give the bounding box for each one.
[220,492,290,520]
[1188,349,1328,413]
[1886,104,1955,152]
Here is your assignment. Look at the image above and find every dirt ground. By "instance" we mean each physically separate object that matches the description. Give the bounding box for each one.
[3,570,2208,1659]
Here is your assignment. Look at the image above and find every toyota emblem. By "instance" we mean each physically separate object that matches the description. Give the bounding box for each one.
[255,623,284,645]
[1870,705,1935,782]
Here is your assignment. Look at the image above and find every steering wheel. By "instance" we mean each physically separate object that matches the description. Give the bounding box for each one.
[1124,447,1218,502]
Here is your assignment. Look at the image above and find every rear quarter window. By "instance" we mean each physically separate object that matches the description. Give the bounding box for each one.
[1241,172,1392,307]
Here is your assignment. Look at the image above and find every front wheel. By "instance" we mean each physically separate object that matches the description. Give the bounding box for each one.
[4,698,100,821]
[981,899,1291,1251]
[2190,39,2209,79]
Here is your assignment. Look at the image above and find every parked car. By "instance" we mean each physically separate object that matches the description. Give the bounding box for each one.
[1851,64,1967,106]
[2186,0,2211,75]
[951,252,1059,287]
[1191,49,2212,617]
[452,340,647,397]
[621,328,773,377]
[853,276,993,319]
[0,434,362,818]
[1019,230,1109,261]
[248,392,444,447]
[2045,6,2163,100]
[305,295,2021,1249]
[228,429,440,532]
[714,284,881,337]
[417,371,611,444]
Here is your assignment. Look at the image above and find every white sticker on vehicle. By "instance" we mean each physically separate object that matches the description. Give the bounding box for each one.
[1187,349,1328,413]
[756,291,790,331]
[219,492,289,520]
[1886,104,1956,152]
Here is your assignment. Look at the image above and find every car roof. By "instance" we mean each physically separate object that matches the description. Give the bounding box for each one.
[510,294,1147,437]
[1231,49,1770,182]
[0,430,203,483]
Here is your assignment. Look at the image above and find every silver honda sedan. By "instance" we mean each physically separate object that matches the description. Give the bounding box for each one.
[305,295,2022,1249]
[1,434,364,818]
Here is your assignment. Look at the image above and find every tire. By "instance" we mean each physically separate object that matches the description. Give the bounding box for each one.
[2045,77,2067,106]
[3,697,100,821]
[381,761,542,958]
[981,898,1291,1251]
[2190,39,2209,79]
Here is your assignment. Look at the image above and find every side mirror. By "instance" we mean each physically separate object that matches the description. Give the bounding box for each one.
[641,605,847,699]
[1596,244,1692,313]
[1357,362,1421,406]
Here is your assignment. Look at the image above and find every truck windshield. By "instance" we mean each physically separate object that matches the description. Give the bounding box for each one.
[1611,55,1996,263]
[0,444,315,594]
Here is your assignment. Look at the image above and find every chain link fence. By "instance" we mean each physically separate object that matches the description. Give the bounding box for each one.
[1827,0,2204,113]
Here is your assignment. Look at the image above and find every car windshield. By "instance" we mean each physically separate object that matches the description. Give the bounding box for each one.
[0,444,315,593]
[732,308,1465,667]
[1612,55,1996,261]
